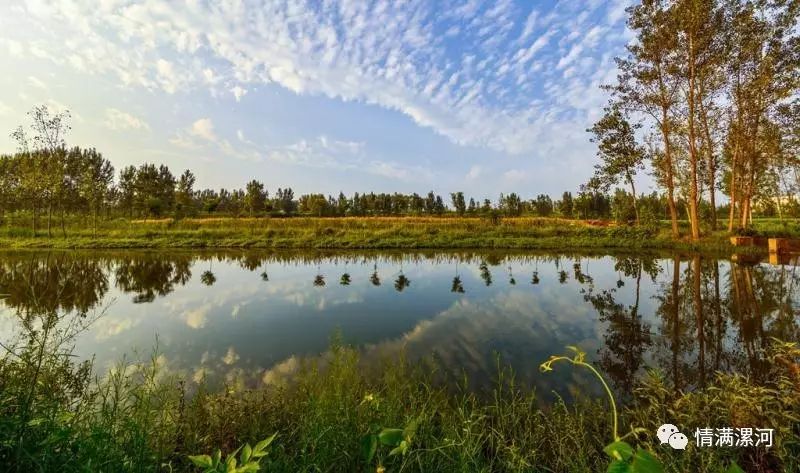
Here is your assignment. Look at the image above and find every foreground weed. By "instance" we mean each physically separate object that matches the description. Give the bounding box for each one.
[540,345,660,472]
[189,434,276,473]
[360,420,418,472]
[540,346,747,473]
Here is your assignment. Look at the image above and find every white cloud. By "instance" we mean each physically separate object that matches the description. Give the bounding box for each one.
[230,86,247,102]
[367,161,410,180]
[503,169,526,182]
[202,68,221,85]
[169,134,202,150]
[466,165,482,180]
[557,44,584,70]
[155,59,181,94]
[190,118,216,141]
[104,108,150,131]
[318,135,365,154]
[27,76,47,90]
[4,0,629,156]
[181,123,427,181]
[607,0,630,24]
[2,38,24,57]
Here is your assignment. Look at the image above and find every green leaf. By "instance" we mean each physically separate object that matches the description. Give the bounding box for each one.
[607,459,631,473]
[389,440,408,457]
[378,428,404,446]
[237,464,261,473]
[27,418,45,426]
[630,449,663,473]
[188,455,213,469]
[725,462,745,473]
[360,434,378,462]
[604,441,634,462]
[253,434,276,455]
[213,449,222,467]
[240,444,252,464]
[225,455,237,472]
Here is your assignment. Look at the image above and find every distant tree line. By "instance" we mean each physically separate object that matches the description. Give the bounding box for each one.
[2,97,799,238]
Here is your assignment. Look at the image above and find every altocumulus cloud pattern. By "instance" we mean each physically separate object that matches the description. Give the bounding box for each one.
[0,0,632,156]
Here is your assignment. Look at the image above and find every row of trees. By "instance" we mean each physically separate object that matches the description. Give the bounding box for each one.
[0,106,634,226]
[2,107,113,235]
[3,80,799,236]
[588,0,799,238]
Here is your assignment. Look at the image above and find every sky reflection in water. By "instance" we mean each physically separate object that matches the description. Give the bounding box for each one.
[1,250,797,403]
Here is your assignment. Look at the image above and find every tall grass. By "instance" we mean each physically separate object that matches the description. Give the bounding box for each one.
[0,215,745,252]
[1,330,798,472]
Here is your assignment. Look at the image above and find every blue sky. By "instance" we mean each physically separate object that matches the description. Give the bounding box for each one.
[0,0,638,199]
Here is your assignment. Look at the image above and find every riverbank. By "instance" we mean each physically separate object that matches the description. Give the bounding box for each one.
[2,338,797,473]
[0,216,769,254]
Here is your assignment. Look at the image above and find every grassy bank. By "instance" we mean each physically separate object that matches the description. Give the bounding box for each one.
[0,216,770,253]
[1,333,798,472]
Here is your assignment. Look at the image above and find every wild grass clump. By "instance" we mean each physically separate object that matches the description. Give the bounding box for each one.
[1,333,797,472]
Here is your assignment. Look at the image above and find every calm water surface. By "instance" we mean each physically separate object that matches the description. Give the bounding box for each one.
[1,250,797,401]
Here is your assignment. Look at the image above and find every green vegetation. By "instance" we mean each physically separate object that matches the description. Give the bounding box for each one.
[1,326,797,473]
[0,1,797,471]
[0,215,791,252]
[189,434,276,473]
[598,0,798,239]
[1,93,798,251]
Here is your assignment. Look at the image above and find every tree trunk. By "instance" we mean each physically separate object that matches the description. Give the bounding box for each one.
[685,199,692,223]
[687,32,701,240]
[698,94,717,230]
[47,203,52,238]
[657,64,680,238]
[740,196,750,229]
[740,168,755,228]
[728,144,738,232]
[628,173,639,225]
[662,121,680,238]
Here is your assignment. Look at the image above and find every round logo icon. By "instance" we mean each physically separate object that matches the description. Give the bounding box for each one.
[657,424,679,444]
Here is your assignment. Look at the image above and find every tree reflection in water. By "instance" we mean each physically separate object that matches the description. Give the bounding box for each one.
[394,273,411,292]
[369,264,381,286]
[114,255,192,303]
[0,250,798,398]
[554,253,800,398]
[479,261,492,286]
[583,256,659,394]
[451,276,465,293]
[0,254,109,319]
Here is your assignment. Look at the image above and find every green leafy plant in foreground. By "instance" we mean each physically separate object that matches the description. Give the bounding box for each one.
[540,346,748,473]
[360,419,418,472]
[540,345,660,473]
[189,434,276,473]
